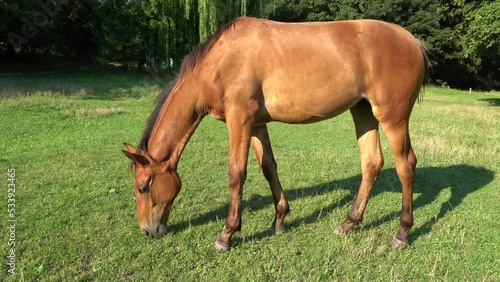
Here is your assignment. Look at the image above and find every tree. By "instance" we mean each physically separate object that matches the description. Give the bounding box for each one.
[1,0,100,58]
[96,0,147,70]
[1,0,496,88]
[462,1,500,88]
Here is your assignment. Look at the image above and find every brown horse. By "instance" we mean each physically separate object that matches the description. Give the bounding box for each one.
[123,17,430,251]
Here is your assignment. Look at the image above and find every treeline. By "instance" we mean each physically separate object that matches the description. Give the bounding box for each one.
[1,0,498,89]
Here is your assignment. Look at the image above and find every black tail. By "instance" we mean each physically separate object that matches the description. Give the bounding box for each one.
[418,40,431,87]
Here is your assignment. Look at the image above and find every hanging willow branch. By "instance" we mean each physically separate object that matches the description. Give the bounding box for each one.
[144,0,270,71]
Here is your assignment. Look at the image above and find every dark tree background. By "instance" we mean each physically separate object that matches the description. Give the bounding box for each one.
[1,0,498,89]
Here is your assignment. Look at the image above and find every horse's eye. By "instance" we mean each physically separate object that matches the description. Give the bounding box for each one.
[138,178,153,194]
[138,183,150,194]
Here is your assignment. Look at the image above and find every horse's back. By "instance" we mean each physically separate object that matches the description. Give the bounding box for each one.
[200,18,426,124]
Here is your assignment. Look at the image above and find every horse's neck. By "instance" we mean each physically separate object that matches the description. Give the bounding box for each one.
[147,81,204,166]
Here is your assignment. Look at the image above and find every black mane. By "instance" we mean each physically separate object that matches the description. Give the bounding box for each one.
[136,75,180,152]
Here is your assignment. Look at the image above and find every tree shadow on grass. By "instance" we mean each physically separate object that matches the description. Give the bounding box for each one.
[479,98,500,107]
[0,73,166,100]
[168,165,494,244]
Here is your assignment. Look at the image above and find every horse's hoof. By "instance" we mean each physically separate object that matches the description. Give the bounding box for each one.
[333,225,348,235]
[214,239,230,252]
[391,238,409,249]
[274,227,285,235]
[272,222,285,235]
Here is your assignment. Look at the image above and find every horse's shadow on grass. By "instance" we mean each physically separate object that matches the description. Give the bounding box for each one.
[168,165,494,244]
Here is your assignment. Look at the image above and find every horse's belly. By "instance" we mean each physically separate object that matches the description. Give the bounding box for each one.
[260,89,361,124]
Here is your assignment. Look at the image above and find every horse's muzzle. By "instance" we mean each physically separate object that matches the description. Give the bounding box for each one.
[142,224,168,238]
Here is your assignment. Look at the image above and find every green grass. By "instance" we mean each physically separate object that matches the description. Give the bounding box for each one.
[1,74,499,281]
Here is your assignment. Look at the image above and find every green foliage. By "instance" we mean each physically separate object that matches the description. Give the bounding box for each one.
[465,1,500,54]
[97,0,265,72]
[97,0,147,69]
[0,0,498,88]
[438,0,500,89]
[0,0,100,57]
[462,1,500,89]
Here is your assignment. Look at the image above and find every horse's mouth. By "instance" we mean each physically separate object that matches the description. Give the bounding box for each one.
[142,224,168,238]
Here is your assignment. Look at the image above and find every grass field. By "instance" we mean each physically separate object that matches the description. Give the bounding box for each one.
[1,73,499,281]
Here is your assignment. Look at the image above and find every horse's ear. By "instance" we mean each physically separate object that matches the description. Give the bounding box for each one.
[123,142,137,154]
[122,143,151,166]
[122,150,150,166]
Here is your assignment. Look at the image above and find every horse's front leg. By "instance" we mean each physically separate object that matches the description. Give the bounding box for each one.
[214,110,253,252]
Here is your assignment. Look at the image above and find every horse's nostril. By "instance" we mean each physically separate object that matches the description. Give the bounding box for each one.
[142,229,150,237]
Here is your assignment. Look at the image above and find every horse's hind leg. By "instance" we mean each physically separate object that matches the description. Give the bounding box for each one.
[251,125,290,234]
[381,121,417,248]
[335,100,384,235]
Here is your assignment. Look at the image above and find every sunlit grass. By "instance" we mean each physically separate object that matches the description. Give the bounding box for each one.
[0,75,498,281]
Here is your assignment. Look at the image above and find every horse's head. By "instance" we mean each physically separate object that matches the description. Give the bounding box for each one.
[122,143,181,238]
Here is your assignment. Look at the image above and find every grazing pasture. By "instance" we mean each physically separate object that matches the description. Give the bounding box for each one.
[0,74,498,281]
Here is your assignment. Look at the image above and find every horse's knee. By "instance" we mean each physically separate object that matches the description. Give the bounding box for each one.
[228,164,246,188]
[362,154,384,177]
